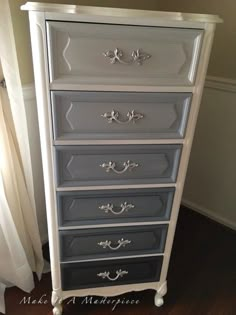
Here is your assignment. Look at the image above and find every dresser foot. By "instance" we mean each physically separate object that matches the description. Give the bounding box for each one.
[154,281,167,307]
[154,294,164,307]
[52,304,63,315]
[52,291,63,315]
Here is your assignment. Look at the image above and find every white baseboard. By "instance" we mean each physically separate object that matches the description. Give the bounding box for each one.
[182,199,236,231]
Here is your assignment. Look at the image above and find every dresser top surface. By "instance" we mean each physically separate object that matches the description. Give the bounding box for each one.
[21,2,222,24]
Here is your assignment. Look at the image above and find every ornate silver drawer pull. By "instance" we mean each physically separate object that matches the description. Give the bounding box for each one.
[99,202,135,215]
[97,269,128,281]
[97,238,131,250]
[103,48,151,65]
[100,160,139,174]
[101,109,144,124]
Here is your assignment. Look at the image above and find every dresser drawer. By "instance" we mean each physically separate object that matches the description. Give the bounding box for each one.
[51,91,191,141]
[61,256,163,290]
[59,225,167,262]
[55,144,181,187]
[57,188,174,227]
[46,21,203,87]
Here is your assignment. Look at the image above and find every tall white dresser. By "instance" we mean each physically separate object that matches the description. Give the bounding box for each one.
[22,3,222,314]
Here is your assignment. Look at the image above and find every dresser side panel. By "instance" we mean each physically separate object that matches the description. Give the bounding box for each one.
[28,11,61,294]
[160,23,216,283]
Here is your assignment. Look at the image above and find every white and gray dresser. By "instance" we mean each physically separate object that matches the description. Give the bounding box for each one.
[22,3,222,314]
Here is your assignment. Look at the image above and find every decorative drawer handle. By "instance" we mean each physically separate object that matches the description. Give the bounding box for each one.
[97,269,128,281]
[100,160,139,174]
[101,109,144,124]
[98,238,131,250]
[103,48,151,65]
[99,202,135,215]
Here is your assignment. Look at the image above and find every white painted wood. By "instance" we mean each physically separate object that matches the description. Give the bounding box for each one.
[52,290,63,315]
[154,293,164,307]
[58,221,170,230]
[60,280,167,304]
[22,83,35,99]
[154,281,167,307]
[47,21,202,87]
[54,139,184,146]
[21,3,223,23]
[62,281,160,300]
[60,252,164,264]
[50,83,195,93]
[56,183,176,192]
[24,3,219,313]
[28,11,62,299]
[44,12,217,30]
[159,23,216,285]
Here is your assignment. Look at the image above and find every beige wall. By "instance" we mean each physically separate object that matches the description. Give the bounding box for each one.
[8,0,33,84]
[154,0,236,229]
[155,0,236,79]
[183,86,236,228]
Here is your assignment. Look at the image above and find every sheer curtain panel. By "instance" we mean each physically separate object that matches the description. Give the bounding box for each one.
[0,1,44,313]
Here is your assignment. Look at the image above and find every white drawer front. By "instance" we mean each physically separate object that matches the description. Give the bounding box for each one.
[46,21,203,87]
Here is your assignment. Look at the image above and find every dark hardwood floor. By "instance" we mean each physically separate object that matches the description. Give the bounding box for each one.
[3,207,236,315]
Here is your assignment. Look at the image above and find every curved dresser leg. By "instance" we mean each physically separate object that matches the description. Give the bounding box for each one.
[52,291,63,315]
[154,281,167,307]
[154,292,164,307]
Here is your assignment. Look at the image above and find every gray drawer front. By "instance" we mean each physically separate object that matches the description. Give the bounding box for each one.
[61,256,163,290]
[57,188,174,227]
[51,91,191,141]
[59,225,167,262]
[46,21,202,86]
[55,144,181,187]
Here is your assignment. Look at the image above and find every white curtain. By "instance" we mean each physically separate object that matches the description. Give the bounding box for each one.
[0,62,44,314]
[0,1,44,313]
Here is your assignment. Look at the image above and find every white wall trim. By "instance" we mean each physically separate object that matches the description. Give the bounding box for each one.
[22,82,48,245]
[182,198,236,231]
[205,75,236,93]
[22,83,36,100]
[23,78,236,96]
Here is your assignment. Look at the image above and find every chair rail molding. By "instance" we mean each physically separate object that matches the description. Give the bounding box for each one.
[205,76,236,93]
[22,83,36,100]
